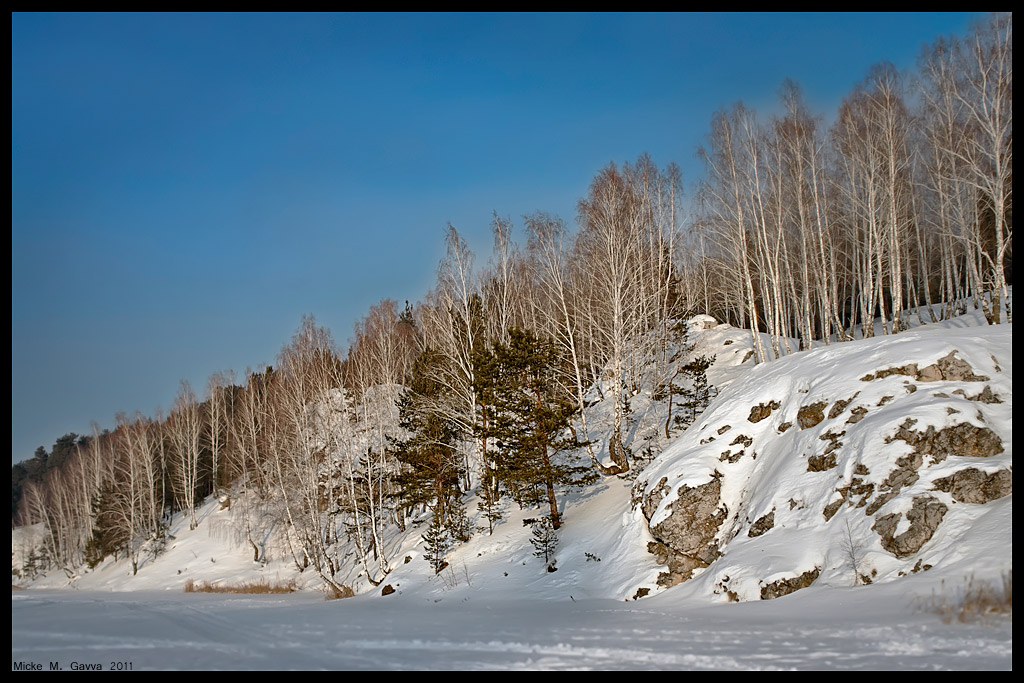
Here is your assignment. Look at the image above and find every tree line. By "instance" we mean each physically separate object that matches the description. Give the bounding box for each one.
[13,15,1011,590]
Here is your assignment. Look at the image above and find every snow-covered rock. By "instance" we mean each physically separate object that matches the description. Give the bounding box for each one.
[634,318,1012,601]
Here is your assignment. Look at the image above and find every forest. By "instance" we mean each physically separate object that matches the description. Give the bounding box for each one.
[12,15,1011,596]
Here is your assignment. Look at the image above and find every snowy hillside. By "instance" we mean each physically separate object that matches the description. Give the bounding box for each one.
[12,310,1012,669]
[634,312,1011,602]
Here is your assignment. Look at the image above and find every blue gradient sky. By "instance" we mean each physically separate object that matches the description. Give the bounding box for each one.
[12,12,983,463]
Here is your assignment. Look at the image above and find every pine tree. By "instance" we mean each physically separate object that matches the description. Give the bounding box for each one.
[421,509,451,574]
[679,355,716,426]
[483,328,596,530]
[391,348,464,523]
[530,517,559,569]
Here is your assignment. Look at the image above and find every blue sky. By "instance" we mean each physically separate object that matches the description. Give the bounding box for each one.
[12,12,984,464]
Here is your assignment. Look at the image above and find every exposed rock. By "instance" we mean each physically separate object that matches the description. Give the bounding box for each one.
[648,475,727,576]
[742,351,754,363]
[873,495,947,558]
[861,364,918,382]
[933,468,1012,504]
[865,452,923,515]
[823,498,843,521]
[380,584,396,596]
[717,424,732,435]
[760,566,820,600]
[807,453,838,472]
[748,509,775,537]
[719,449,745,464]
[632,587,650,600]
[648,541,707,587]
[833,471,876,512]
[819,429,845,454]
[638,476,669,519]
[730,434,753,447]
[797,401,828,429]
[952,385,1002,404]
[877,395,894,406]
[846,406,868,424]
[916,351,990,383]
[888,419,1004,463]
[828,393,859,419]
[748,400,781,423]
[863,353,989,383]
[778,421,792,433]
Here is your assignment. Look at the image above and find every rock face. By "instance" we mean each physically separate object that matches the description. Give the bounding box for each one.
[748,401,781,423]
[760,567,820,600]
[933,468,1012,504]
[646,475,727,582]
[797,401,828,429]
[872,495,948,558]
[889,420,1004,462]
[634,323,1010,603]
[860,351,989,383]
[747,509,775,537]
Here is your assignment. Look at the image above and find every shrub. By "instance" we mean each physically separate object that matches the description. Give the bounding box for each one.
[926,571,1012,623]
[183,578,297,594]
[324,583,355,600]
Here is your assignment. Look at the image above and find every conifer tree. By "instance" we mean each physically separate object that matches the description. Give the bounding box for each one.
[483,328,596,530]
[391,348,464,527]
[421,509,451,574]
[530,516,559,569]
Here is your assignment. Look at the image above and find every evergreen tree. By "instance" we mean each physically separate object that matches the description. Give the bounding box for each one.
[421,508,451,574]
[530,517,559,569]
[391,348,464,526]
[678,355,716,427]
[483,328,596,530]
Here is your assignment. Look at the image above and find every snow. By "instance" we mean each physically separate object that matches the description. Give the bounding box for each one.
[12,308,1012,670]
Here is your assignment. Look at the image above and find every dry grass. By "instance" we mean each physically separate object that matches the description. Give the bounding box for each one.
[183,578,297,594]
[926,571,1012,623]
[324,583,355,600]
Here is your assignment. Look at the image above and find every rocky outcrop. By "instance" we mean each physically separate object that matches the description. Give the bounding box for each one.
[748,509,775,537]
[748,401,781,423]
[916,351,990,383]
[888,419,1004,463]
[933,468,1012,504]
[828,394,859,419]
[797,401,828,429]
[760,567,820,600]
[648,541,707,587]
[861,351,989,384]
[865,452,923,515]
[873,495,948,558]
[646,475,727,582]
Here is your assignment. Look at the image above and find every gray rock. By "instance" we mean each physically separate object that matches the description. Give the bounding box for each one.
[748,400,781,423]
[873,495,948,558]
[760,566,820,600]
[648,475,727,572]
[748,509,775,537]
[933,468,1012,504]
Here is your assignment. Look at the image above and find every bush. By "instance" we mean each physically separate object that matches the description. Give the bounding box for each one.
[925,571,1012,623]
[324,583,355,600]
[183,578,297,594]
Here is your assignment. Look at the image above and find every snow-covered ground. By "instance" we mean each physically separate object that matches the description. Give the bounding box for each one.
[12,308,1012,670]
[11,577,1012,670]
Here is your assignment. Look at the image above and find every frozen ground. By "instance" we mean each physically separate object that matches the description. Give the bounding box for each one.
[11,579,1012,670]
